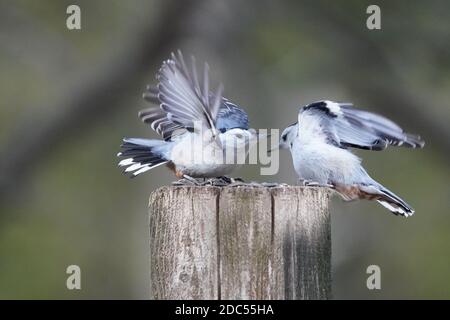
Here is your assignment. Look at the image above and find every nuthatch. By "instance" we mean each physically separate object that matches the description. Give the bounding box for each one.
[118,51,256,182]
[278,100,424,217]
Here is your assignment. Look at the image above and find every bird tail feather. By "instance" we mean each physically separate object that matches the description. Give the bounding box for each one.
[117,138,169,177]
[358,183,414,217]
[375,186,414,217]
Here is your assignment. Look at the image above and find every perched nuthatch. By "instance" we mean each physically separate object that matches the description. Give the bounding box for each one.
[278,100,425,217]
[118,51,256,181]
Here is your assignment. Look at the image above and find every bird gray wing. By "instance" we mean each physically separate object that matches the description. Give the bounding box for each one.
[155,51,223,138]
[138,105,185,141]
[140,86,249,140]
[299,101,424,150]
[216,99,249,132]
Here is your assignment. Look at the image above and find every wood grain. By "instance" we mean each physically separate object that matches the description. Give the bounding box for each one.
[149,186,219,299]
[218,187,273,299]
[149,185,331,300]
[270,187,331,299]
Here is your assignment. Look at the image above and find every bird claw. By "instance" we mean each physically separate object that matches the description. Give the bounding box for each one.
[227,177,250,187]
[259,182,285,187]
[228,181,246,187]
[205,176,246,186]
[173,176,247,187]
[172,175,201,186]
[299,179,334,188]
[199,177,228,186]
[216,176,232,184]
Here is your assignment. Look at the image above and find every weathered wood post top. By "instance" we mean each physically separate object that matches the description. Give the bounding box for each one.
[149,185,331,300]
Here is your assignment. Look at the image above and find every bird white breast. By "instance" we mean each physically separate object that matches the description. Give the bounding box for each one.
[291,138,362,185]
[295,110,361,185]
[169,132,241,177]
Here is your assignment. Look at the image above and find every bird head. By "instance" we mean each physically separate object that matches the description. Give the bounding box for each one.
[221,128,256,148]
[278,123,298,150]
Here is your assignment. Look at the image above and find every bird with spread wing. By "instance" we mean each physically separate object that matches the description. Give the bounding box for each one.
[117,51,256,184]
[278,100,425,217]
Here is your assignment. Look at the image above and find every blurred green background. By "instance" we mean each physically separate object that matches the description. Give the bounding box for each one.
[0,0,449,299]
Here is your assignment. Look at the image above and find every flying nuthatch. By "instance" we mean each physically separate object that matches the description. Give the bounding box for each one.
[278,100,425,217]
[117,51,256,182]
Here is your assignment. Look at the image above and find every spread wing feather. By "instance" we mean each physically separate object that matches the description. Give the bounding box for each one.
[139,51,249,140]
[299,101,425,150]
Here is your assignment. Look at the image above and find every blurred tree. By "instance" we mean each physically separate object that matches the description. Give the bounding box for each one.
[0,0,449,299]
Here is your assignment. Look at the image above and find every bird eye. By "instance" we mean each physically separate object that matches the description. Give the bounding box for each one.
[282,135,287,141]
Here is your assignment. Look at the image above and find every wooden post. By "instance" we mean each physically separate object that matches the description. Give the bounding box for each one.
[149,185,331,300]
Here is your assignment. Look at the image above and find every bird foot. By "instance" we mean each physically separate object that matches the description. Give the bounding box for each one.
[173,176,247,186]
[259,182,287,187]
[172,175,202,186]
[201,176,245,186]
[299,179,334,188]
[199,177,227,186]
[226,177,250,187]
